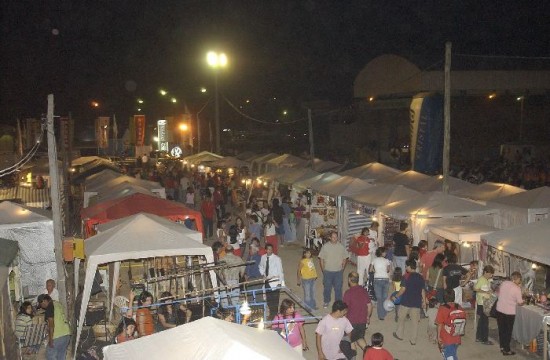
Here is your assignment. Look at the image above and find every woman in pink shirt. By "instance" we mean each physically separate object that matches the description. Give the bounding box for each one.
[496,271,524,356]
[272,299,308,354]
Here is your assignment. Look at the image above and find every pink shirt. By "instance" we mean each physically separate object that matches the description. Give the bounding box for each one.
[272,312,304,347]
[316,314,354,360]
[497,280,523,315]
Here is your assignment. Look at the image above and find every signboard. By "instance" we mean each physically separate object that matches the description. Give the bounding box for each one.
[134,115,146,146]
[157,119,169,151]
[171,146,182,157]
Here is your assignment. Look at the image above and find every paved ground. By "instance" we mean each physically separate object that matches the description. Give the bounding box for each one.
[272,242,540,360]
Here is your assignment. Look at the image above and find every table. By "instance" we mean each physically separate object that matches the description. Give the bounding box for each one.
[512,304,548,345]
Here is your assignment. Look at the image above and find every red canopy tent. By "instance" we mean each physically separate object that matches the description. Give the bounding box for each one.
[80,193,204,239]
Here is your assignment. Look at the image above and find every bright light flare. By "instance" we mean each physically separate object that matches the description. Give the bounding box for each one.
[91,101,99,108]
[171,97,177,103]
[137,99,144,104]
[179,124,188,131]
[207,51,228,68]
[201,87,207,93]
[160,89,167,96]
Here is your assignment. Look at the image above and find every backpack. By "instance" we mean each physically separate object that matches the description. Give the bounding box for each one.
[443,304,466,337]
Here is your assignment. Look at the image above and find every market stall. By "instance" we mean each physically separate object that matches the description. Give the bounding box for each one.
[263,153,308,174]
[84,176,166,207]
[340,161,401,181]
[74,213,217,358]
[487,186,550,229]
[0,238,19,360]
[249,153,278,175]
[379,170,439,192]
[80,192,204,238]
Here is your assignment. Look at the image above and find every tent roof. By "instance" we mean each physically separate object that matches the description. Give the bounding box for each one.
[71,161,121,184]
[482,219,550,266]
[0,201,52,227]
[488,186,550,209]
[305,172,342,191]
[87,184,156,206]
[96,213,202,243]
[452,182,525,202]
[314,176,373,197]
[80,193,201,222]
[0,238,19,266]
[277,168,319,185]
[183,151,222,161]
[418,176,476,193]
[86,176,161,192]
[102,316,303,360]
[72,156,106,166]
[258,167,294,182]
[340,162,401,181]
[313,158,343,172]
[293,172,338,190]
[210,156,249,168]
[379,170,438,191]
[86,213,206,262]
[84,169,123,187]
[250,153,279,164]
[379,191,497,219]
[345,183,421,208]
[429,222,499,243]
[265,154,308,167]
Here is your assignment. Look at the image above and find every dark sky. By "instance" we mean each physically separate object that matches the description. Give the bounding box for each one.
[2,1,549,129]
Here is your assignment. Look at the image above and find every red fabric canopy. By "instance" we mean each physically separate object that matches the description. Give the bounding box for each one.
[81,193,203,239]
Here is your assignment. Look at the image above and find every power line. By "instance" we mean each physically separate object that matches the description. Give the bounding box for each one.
[454,53,550,60]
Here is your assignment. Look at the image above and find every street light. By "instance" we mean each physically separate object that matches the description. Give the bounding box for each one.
[206,51,228,154]
[179,123,189,154]
[517,96,525,142]
[160,89,167,96]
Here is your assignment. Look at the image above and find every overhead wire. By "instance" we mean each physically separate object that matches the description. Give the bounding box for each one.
[0,119,45,176]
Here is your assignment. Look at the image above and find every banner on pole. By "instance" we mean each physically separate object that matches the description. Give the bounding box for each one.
[59,116,73,151]
[157,119,168,152]
[410,93,443,174]
[95,116,110,149]
[134,115,146,146]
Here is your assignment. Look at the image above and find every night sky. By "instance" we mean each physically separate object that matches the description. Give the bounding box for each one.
[2,1,549,136]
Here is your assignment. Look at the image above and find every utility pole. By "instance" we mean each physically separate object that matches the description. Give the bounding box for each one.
[308,109,315,171]
[46,94,68,312]
[443,42,452,195]
[214,72,221,154]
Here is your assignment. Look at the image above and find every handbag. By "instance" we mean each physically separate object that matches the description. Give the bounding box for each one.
[483,294,498,317]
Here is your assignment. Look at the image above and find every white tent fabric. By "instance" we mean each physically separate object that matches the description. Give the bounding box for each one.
[428,222,498,243]
[313,176,373,197]
[75,213,217,357]
[340,162,401,181]
[265,153,308,168]
[85,184,159,208]
[312,158,343,172]
[276,168,319,185]
[482,218,550,266]
[102,316,303,360]
[209,156,249,168]
[183,151,224,165]
[452,182,525,203]
[417,175,476,193]
[72,156,105,166]
[250,153,279,175]
[0,202,55,295]
[85,175,162,192]
[344,183,421,208]
[487,186,550,228]
[379,170,439,192]
[294,172,341,192]
[84,169,123,187]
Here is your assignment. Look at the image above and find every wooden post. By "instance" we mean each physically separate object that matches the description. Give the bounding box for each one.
[46,94,68,312]
[443,42,452,195]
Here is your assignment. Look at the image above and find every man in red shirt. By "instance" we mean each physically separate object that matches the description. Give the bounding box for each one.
[436,289,464,360]
[343,271,372,353]
[419,239,445,279]
[200,195,215,239]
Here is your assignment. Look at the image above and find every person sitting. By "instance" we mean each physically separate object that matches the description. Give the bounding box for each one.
[128,291,155,337]
[156,292,192,331]
[15,301,35,352]
[114,318,137,344]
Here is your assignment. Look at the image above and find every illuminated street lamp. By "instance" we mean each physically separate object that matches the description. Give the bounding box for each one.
[91,101,99,108]
[200,87,207,93]
[206,51,228,154]
[171,97,177,103]
[179,123,189,152]
[160,89,167,96]
[137,99,144,104]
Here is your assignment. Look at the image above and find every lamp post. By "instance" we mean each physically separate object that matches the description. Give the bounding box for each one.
[517,96,525,142]
[179,123,189,152]
[206,51,227,154]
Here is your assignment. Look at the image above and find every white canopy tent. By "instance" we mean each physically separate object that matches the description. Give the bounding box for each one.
[209,156,250,169]
[294,172,341,192]
[487,186,550,228]
[83,169,123,187]
[340,162,401,181]
[85,184,158,208]
[312,158,343,172]
[276,168,319,186]
[250,153,279,175]
[379,192,498,245]
[417,175,476,193]
[264,153,308,173]
[102,316,303,360]
[452,182,525,203]
[84,179,166,208]
[313,176,373,197]
[379,170,439,192]
[0,202,56,295]
[344,183,421,208]
[75,213,216,357]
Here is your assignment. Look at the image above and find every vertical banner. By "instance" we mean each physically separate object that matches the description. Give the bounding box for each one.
[59,116,73,151]
[410,93,444,174]
[25,118,41,149]
[157,119,169,152]
[95,116,110,149]
[134,114,146,146]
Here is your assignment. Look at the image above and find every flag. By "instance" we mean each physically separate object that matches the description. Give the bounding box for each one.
[410,93,443,174]
[134,115,146,146]
[112,114,118,140]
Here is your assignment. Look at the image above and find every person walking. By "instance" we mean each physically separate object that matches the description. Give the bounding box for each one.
[370,247,391,321]
[496,271,524,356]
[343,271,372,353]
[319,231,349,308]
[393,259,426,346]
[200,195,215,239]
[427,253,446,304]
[350,227,373,287]
[436,289,465,360]
[221,245,245,306]
[419,239,445,280]
[474,265,495,345]
[259,243,285,317]
[443,253,471,307]
[272,299,308,355]
[392,222,410,273]
[315,300,354,360]
[297,248,318,310]
[38,294,70,360]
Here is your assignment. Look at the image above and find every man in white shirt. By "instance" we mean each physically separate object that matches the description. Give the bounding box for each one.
[259,243,285,317]
[37,279,59,303]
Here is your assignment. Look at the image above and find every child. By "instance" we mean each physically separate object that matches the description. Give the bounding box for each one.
[363,332,394,360]
[264,215,278,254]
[133,291,155,337]
[297,248,318,310]
[114,318,137,343]
[435,289,464,360]
[389,267,402,322]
